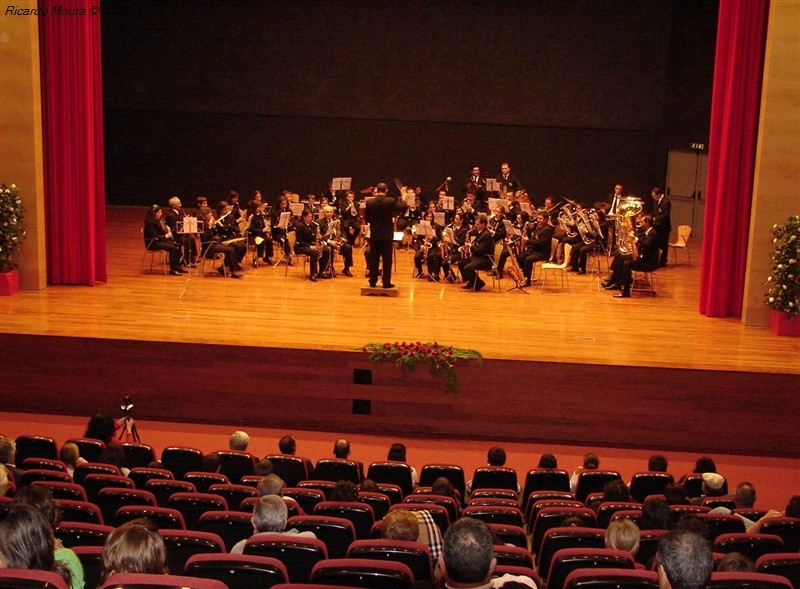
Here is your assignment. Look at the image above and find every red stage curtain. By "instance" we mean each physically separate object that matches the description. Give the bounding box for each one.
[39,0,107,284]
[699,0,769,317]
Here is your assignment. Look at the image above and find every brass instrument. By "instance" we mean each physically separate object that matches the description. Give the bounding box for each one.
[575,209,595,245]
[615,197,643,257]
[558,207,578,238]
[441,226,455,259]
[461,230,477,258]
[504,239,527,288]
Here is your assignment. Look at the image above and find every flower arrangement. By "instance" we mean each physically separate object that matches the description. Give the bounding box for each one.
[360,341,482,393]
[764,215,800,319]
[0,184,27,272]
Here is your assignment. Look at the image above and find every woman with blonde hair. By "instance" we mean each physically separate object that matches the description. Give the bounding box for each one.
[101,519,167,581]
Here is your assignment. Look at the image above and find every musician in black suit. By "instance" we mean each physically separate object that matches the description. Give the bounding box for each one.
[295,209,329,282]
[340,190,361,246]
[365,182,407,288]
[143,204,185,275]
[651,187,671,267]
[459,213,494,291]
[604,214,659,298]
[319,205,353,277]
[164,196,198,267]
[215,201,247,268]
[520,212,555,286]
[197,206,243,278]
[498,162,523,193]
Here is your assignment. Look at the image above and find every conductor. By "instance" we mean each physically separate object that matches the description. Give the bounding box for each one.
[365,182,407,288]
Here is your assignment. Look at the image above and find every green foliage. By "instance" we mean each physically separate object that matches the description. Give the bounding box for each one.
[764,215,800,319]
[0,184,27,272]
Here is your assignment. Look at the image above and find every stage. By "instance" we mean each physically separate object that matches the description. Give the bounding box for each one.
[1,207,798,456]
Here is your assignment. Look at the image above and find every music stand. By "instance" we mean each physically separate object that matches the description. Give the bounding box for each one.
[413,221,437,281]
[177,217,201,267]
[177,219,208,301]
[331,177,352,191]
[485,178,502,192]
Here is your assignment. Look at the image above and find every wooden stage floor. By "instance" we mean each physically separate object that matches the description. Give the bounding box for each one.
[1,206,798,375]
[2,207,799,457]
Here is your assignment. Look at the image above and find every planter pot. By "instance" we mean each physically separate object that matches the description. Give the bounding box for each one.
[770,309,800,337]
[0,270,19,296]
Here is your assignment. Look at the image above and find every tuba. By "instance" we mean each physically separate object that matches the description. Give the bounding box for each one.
[615,197,643,256]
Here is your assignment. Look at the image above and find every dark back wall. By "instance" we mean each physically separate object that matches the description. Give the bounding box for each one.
[101,0,718,206]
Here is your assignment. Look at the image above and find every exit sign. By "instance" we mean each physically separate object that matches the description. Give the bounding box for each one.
[691,142,705,150]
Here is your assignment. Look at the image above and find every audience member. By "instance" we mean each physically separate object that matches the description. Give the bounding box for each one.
[231,495,316,554]
[254,458,274,476]
[200,451,221,473]
[0,436,24,482]
[432,477,463,516]
[605,519,641,557]
[85,412,117,444]
[0,464,10,497]
[716,552,755,573]
[257,474,285,497]
[101,519,167,580]
[98,441,130,476]
[693,457,717,474]
[700,473,726,498]
[59,442,87,478]
[278,434,315,477]
[603,479,632,503]
[537,453,558,469]
[329,438,364,480]
[0,504,73,587]
[12,486,84,589]
[387,442,419,486]
[440,518,537,589]
[467,446,520,494]
[381,509,420,542]
[649,454,669,472]
[642,496,672,530]
[229,430,250,452]
[570,452,600,494]
[331,480,359,502]
[709,482,758,527]
[665,484,691,506]
[360,478,380,493]
[785,495,800,517]
[672,516,709,540]
[656,530,713,589]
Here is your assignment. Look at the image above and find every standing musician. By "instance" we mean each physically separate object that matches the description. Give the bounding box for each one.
[197,206,244,278]
[459,213,494,291]
[650,187,671,267]
[143,204,185,275]
[603,213,659,298]
[365,182,407,289]
[246,201,274,264]
[295,208,330,282]
[319,205,354,277]
[505,191,522,219]
[519,211,555,286]
[271,195,295,265]
[340,190,362,246]
[498,161,523,193]
[413,210,444,281]
[458,191,477,226]
[164,196,197,267]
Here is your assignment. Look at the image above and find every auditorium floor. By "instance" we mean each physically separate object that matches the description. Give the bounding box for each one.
[1,206,798,375]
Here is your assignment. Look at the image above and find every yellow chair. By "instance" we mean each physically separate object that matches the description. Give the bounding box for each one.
[669,225,692,265]
[285,231,310,278]
[539,242,572,293]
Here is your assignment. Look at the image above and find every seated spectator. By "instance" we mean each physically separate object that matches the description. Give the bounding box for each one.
[0,436,24,483]
[467,446,520,494]
[231,495,316,554]
[570,452,600,494]
[387,442,419,486]
[432,477,462,517]
[59,442,88,478]
[672,516,709,540]
[603,479,632,503]
[229,430,250,452]
[699,473,726,499]
[381,509,420,542]
[98,442,130,476]
[0,464,10,497]
[710,482,757,527]
[360,479,380,493]
[649,454,669,472]
[440,517,536,589]
[693,457,717,474]
[331,480,359,502]
[642,496,672,530]
[664,484,691,506]
[201,451,221,473]
[257,474,285,497]
[716,552,755,573]
[538,453,558,469]
[278,434,315,478]
[656,530,713,589]
[0,504,73,587]
[13,486,85,589]
[101,519,167,580]
[254,459,274,476]
[786,495,800,517]
[605,519,641,559]
[326,438,364,481]
[85,412,117,444]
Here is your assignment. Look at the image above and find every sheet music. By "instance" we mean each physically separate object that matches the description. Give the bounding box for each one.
[443,196,455,211]
[503,219,521,236]
[177,217,199,234]
[403,193,416,207]
[485,178,501,192]
[289,203,305,216]
[277,211,292,229]
[331,177,352,191]
[433,212,446,227]
[520,203,532,215]
[417,220,436,238]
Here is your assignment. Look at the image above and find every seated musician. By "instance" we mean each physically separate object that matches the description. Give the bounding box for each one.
[569,209,607,274]
[271,195,294,264]
[305,194,320,218]
[143,204,186,275]
[319,205,354,277]
[197,206,243,278]
[214,200,247,266]
[413,210,444,281]
[434,189,454,224]
[458,213,494,291]
[339,191,361,246]
[491,206,509,277]
[519,211,555,286]
[228,190,246,226]
[164,196,197,267]
[603,214,659,298]
[396,186,420,237]
[247,201,274,264]
[295,208,330,282]
[442,211,470,282]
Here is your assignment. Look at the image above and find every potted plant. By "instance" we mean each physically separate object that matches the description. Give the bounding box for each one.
[0,183,27,296]
[765,215,800,336]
